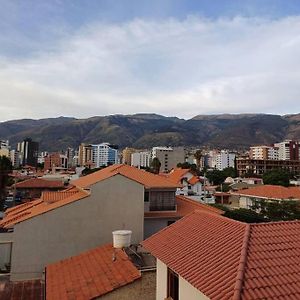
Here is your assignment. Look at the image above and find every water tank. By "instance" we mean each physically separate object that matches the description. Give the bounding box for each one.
[112,230,132,248]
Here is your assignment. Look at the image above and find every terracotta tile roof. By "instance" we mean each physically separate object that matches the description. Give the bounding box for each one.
[73,164,180,189]
[241,220,300,299]
[0,279,44,300]
[143,211,300,300]
[0,187,89,228]
[14,178,65,189]
[188,175,200,185]
[46,243,141,300]
[144,195,223,219]
[235,185,300,200]
[163,168,191,184]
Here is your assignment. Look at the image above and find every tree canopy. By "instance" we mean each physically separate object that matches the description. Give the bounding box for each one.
[262,169,291,187]
[0,156,13,210]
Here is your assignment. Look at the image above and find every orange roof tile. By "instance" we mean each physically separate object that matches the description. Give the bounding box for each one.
[73,164,180,189]
[235,185,300,200]
[188,175,200,185]
[144,195,223,219]
[143,211,300,300]
[164,168,191,184]
[0,187,89,228]
[14,178,65,189]
[46,243,141,300]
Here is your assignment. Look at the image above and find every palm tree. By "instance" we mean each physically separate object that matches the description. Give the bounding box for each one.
[0,156,12,210]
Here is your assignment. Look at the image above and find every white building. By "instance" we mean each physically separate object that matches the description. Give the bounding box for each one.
[274,140,300,160]
[10,150,21,167]
[92,143,118,167]
[209,150,235,170]
[0,140,9,150]
[249,145,279,160]
[131,151,151,168]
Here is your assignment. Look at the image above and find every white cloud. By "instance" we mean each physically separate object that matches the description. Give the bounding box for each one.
[1,16,300,121]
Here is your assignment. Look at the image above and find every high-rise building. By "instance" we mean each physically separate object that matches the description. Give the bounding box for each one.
[131,151,151,168]
[208,150,235,170]
[274,140,300,161]
[92,143,118,167]
[122,147,136,165]
[17,138,39,167]
[78,143,93,167]
[249,146,279,160]
[10,150,21,167]
[151,147,185,172]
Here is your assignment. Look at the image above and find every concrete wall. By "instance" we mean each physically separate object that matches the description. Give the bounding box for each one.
[144,218,179,239]
[179,276,209,300]
[156,259,168,300]
[10,174,145,281]
[156,259,209,300]
[100,270,155,300]
[0,232,13,269]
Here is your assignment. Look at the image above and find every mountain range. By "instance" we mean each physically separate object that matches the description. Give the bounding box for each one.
[1,113,300,151]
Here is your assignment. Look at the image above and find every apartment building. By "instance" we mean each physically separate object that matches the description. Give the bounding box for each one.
[152,146,185,172]
[78,143,93,167]
[92,143,118,167]
[236,157,300,176]
[208,150,235,170]
[17,138,39,167]
[9,150,20,168]
[131,151,151,168]
[44,152,68,171]
[274,140,300,160]
[121,147,136,165]
[249,145,279,160]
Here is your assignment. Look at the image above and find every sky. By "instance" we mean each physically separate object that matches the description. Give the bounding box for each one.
[1,0,300,121]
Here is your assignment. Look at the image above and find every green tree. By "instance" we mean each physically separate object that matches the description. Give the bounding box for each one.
[206,170,227,185]
[194,150,202,168]
[0,156,12,210]
[177,162,198,174]
[222,167,237,178]
[262,169,290,187]
[151,157,161,174]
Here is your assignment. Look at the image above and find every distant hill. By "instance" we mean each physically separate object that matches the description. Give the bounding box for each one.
[1,113,300,151]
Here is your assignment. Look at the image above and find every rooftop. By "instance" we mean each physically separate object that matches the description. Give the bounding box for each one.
[143,211,300,300]
[73,164,180,189]
[0,278,44,300]
[144,195,223,219]
[46,243,141,300]
[234,185,300,200]
[13,178,65,189]
[0,187,89,228]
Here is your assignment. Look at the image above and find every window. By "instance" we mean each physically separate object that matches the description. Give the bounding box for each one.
[167,268,179,300]
[144,191,149,202]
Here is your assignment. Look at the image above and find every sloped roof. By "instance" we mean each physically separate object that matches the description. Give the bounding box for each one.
[46,243,141,300]
[143,211,300,300]
[235,185,300,200]
[188,175,200,185]
[0,187,89,228]
[73,164,180,189]
[144,195,223,219]
[164,168,191,184]
[14,178,65,189]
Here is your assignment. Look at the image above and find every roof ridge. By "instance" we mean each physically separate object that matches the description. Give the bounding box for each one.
[232,223,251,300]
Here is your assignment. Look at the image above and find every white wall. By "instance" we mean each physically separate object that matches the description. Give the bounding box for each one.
[156,259,210,300]
[156,259,168,300]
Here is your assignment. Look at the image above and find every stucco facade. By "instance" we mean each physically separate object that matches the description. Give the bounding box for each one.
[10,174,145,281]
[144,218,179,239]
[156,259,209,300]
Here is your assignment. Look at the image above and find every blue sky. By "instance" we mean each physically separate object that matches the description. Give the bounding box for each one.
[1,0,300,121]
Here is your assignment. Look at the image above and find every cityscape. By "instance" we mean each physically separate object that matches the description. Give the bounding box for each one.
[1,1,300,300]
